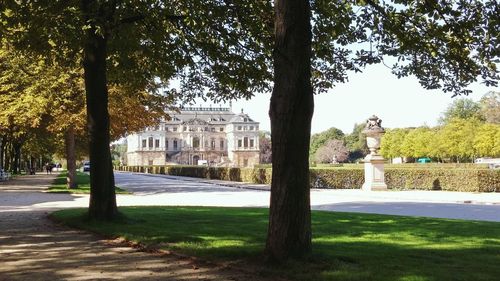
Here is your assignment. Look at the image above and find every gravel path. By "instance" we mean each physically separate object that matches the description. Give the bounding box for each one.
[0,174,277,281]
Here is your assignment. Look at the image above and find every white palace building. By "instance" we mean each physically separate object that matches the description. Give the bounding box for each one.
[126,106,260,167]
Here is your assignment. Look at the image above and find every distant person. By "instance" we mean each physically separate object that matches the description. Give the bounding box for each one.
[45,163,52,174]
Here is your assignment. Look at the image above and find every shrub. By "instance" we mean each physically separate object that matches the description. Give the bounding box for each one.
[115,165,499,192]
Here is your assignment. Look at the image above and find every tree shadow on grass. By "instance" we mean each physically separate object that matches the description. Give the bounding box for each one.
[53,207,500,281]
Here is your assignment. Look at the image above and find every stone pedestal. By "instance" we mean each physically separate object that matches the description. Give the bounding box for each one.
[362,154,387,191]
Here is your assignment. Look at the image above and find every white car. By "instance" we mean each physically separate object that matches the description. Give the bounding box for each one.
[83,161,90,172]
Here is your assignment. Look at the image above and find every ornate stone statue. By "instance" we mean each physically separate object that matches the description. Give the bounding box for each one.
[362,115,387,191]
[365,115,384,131]
[363,115,385,155]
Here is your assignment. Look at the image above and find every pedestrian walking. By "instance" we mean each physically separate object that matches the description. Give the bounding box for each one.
[45,163,52,174]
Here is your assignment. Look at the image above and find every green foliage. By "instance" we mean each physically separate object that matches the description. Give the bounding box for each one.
[310,127,344,157]
[344,123,369,162]
[473,123,500,157]
[1,0,274,103]
[385,169,500,192]
[439,98,484,124]
[117,165,499,192]
[400,127,435,159]
[310,168,364,189]
[48,171,129,194]
[381,117,499,161]
[437,118,481,161]
[52,207,500,281]
[380,128,409,159]
[119,165,273,184]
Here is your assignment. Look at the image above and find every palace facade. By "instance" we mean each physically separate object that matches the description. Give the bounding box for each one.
[126,107,260,167]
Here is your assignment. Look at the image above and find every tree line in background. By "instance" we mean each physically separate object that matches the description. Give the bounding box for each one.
[0,42,172,188]
[381,93,500,163]
[310,92,500,164]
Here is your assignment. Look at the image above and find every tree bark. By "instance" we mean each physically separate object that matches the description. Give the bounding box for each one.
[65,127,78,189]
[265,0,313,261]
[12,141,21,174]
[82,0,118,220]
[0,136,5,170]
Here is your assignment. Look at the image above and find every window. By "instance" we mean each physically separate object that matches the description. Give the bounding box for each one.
[183,126,187,131]
[250,139,254,148]
[142,139,147,148]
[220,139,224,149]
[165,126,169,131]
[243,159,248,166]
[193,137,200,148]
[165,139,169,149]
[249,126,254,131]
[155,139,160,148]
[173,127,178,132]
[238,139,242,148]
[211,127,215,132]
[237,126,242,131]
[173,140,178,150]
[205,127,209,131]
[211,138,216,149]
[219,127,224,132]
[244,126,247,131]
[148,137,153,148]
[244,137,249,148]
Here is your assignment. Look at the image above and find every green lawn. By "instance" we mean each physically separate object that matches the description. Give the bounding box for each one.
[51,207,500,281]
[48,171,129,194]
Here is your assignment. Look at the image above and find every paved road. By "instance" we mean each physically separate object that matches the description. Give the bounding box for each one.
[114,172,500,222]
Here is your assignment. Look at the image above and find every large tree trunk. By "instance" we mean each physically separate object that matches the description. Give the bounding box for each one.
[65,127,78,189]
[265,0,314,261]
[82,0,118,220]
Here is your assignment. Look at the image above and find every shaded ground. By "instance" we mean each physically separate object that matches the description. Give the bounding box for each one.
[0,174,278,281]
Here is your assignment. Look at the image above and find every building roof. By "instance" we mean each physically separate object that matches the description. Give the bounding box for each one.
[165,107,258,126]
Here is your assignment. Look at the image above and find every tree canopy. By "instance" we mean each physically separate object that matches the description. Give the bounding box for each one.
[439,98,484,124]
[479,91,500,124]
[310,127,344,158]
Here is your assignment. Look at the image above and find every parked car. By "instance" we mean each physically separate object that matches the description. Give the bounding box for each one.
[83,161,90,172]
[417,157,431,163]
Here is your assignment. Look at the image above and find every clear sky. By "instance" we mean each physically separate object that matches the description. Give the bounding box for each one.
[225,63,497,134]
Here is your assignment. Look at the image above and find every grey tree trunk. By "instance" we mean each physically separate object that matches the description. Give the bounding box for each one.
[265,0,314,261]
[65,127,78,189]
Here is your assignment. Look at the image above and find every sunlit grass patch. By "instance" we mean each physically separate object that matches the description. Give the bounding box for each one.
[48,171,129,194]
[52,207,500,281]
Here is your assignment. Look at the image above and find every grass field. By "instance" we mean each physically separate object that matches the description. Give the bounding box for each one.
[51,207,500,281]
[48,171,129,194]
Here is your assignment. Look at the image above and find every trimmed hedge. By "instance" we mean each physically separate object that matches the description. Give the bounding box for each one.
[118,165,273,184]
[115,165,499,192]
